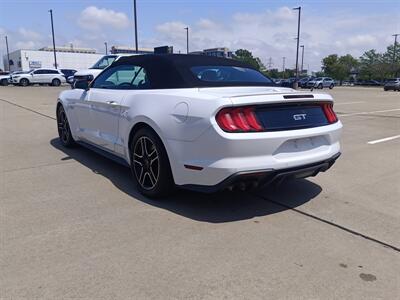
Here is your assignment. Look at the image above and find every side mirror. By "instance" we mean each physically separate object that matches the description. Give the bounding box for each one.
[73,79,90,91]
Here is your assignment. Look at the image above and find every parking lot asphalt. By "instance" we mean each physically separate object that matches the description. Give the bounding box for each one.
[0,86,399,299]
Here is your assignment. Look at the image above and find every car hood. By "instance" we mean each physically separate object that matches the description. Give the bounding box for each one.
[74,69,103,77]
[0,75,10,79]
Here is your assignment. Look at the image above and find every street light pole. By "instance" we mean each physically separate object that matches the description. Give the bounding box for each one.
[48,9,57,69]
[133,0,138,53]
[393,34,399,62]
[300,45,305,75]
[393,34,399,75]
[282,57,286,79]
[184,27,189,54]
[104,42,108,55]
[293,6,301,87]
[5,35,10,72]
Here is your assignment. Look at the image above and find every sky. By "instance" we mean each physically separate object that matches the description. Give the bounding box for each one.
[0,0,399,71]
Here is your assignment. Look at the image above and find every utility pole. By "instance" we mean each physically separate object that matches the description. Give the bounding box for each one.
[393,34,399,76]
[267,57,273,69]
[184,27,189,54]
[300,45,305,75]
[393,34,399,62]
[133,0,138,53]
[5,36,10,72]
[282,57,286,79]
[48,9,57,69]
[293,6,301,88]
[104,42,108,55]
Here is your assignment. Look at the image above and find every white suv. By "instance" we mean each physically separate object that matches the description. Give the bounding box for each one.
[12,68,66,87]
[307,77,335,89]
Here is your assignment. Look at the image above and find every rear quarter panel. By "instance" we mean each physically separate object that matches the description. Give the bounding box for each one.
[118,88,232,163]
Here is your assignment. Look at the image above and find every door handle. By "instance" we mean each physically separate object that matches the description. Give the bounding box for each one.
[106,101,118,105]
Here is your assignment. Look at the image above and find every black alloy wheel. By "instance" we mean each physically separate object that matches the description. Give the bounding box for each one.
[20,78,29,86]
[52,78,61,86]
[130,128,174,198]
[57,105,75,147]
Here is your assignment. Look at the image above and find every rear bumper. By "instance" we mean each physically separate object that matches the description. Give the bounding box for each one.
[180,152,341,193]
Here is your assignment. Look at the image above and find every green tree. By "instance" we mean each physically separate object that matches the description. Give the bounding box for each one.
[358,49,384,80]
[322,54,339,77]
[321,54,358,83]
[232,49,265,71]
[382,43,400,77]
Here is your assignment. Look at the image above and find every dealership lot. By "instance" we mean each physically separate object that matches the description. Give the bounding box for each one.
[0,86,399,298]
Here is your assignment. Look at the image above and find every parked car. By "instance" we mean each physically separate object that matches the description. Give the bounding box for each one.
[341,81,354,86]
[356,80,382,86]
[0,73,10,86]
[60,69,77,84]
[72,54,132,84]
[298,76,315,88]
[57,54,342,198]
[307,77,335,89]
[12,68,66,86]
[383,78,400,91]
[280,77,296,88]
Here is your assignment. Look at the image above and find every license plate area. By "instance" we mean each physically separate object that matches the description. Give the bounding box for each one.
[256,104,329,131]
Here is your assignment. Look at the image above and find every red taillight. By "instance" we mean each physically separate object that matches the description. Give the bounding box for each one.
[322,103,338,123]
[216,106,263,132]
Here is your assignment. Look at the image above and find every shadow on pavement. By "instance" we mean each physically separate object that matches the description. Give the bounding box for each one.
[51,138,322,223]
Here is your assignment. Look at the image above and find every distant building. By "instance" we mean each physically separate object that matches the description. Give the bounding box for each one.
[39,45,97,54]
[110,46,154,55]
[3,48,103,72]
[191,47,233,59]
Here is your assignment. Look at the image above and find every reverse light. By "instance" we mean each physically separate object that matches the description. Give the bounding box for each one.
[216,106,263,132]
[322,103,338,123]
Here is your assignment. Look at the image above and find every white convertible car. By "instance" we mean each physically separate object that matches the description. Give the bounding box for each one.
[57,54,342,197]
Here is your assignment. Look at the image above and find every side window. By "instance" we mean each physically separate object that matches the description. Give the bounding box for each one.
[33,70,43,74]
[92,64,150,89]
[48,70,59,74]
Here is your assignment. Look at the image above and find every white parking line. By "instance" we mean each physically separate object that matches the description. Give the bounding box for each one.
[335,101,365,106]
[340,108,400,117]
[367,135,400,145]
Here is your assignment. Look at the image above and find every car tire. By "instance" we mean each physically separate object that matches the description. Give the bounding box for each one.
[329,84,334,89]
[57,105,76,147]
[52,78,61,87]
[0,79,8,86]
[20,78,29,87]
[130,127,174,198]
[318,83,323,89]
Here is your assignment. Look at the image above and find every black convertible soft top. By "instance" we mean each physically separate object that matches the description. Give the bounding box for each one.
[111,54,275,89]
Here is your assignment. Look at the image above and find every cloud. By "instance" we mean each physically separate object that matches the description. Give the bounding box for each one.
[346,34,377,47]
[18,28,42,41]
[149,7,398,72]
[78,6,129,31]
[0,27,44,52]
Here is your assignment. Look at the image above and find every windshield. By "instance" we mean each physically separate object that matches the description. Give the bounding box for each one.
[91,55,118,69]
[315,77,323,81]
[191,66,273,84]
